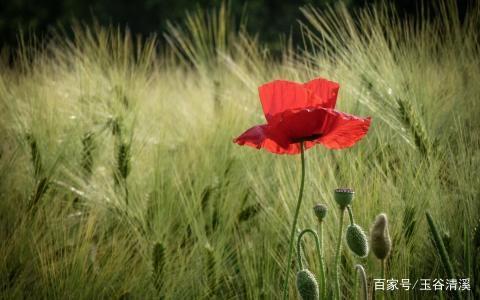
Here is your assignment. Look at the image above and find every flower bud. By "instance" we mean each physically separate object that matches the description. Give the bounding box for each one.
[370,213,391,260]
[346,224,369,258]
[296,269,319,300]
[313,204,328,222]
[334,188,354,209]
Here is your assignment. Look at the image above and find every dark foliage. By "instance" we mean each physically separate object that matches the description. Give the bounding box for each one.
[0,0,470,52]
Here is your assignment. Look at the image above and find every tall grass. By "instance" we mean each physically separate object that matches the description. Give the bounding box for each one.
[1,1,479,299]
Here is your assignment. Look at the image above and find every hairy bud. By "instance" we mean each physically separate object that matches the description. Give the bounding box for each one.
[346,224,369,258]
[296,269,319,300]
[370,213,391,260]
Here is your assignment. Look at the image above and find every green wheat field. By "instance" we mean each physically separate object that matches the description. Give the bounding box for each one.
[1,1,479,299]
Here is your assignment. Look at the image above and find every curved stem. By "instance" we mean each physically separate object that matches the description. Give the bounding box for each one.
[296,234,304,270]
[355,264,368,300]
[282,142,306,300]
[296,228,324,297]
[334,208,345,300]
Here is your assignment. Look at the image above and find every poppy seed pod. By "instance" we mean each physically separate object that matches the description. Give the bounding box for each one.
[334,188,354,209]
[296,269,319,300]
[370,213,391,260]
[346,224,369,258]
[313,204,328,222]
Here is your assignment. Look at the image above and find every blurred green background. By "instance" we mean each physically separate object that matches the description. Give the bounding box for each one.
[0,0,479,298]
[0,0,469,50]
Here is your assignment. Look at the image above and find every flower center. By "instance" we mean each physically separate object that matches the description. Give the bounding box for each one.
[290,133,322,143]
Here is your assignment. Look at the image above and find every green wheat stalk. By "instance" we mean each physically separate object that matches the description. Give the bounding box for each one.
[26,133,43,179]
[152,242,166,298]
[81,131,95,178]
[397,97,431,156]
[425,211,461,300]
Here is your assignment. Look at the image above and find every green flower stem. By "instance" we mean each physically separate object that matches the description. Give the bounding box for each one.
[282,142,306,300]
[380,260,385,300]
[347,205,355,225]
[296,229,324,298]
[318,222,327,299]
[334,208,345,300]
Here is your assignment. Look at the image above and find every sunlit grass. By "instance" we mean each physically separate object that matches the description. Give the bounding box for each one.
[1,1,479,299]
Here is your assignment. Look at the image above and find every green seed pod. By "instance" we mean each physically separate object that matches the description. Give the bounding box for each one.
[334,188,354,209]
[313,204,328,222]
[346,224,369,258]
[296,269,319,300]
[370,213,391,260]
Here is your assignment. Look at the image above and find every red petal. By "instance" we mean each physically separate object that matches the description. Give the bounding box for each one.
[316,111,371,149]
[233,124,312,154]
[258,80,321,123]
[273,107,332,140]
[302,78,340,109]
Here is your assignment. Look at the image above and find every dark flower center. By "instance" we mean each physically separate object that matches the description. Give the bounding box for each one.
[290,133,322,143]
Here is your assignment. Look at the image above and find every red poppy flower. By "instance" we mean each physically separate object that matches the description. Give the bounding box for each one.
[233,78,371,154]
